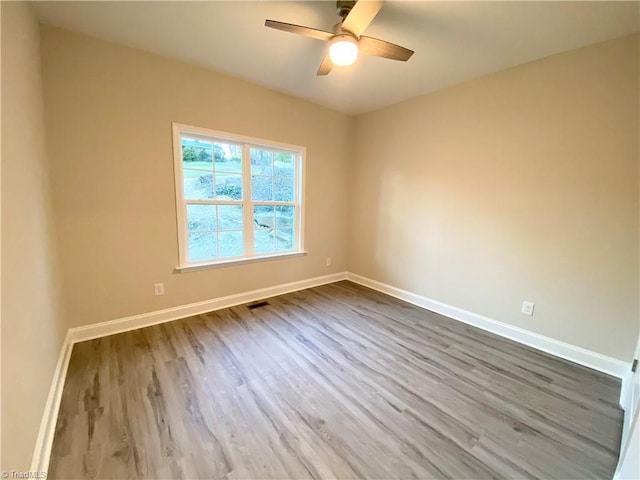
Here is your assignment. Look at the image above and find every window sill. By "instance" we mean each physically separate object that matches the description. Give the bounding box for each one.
[174,251,308,273]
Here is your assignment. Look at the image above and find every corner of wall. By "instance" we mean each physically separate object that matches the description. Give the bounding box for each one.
[1,1,68,471]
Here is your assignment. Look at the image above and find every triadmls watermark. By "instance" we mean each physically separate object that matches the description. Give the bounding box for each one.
[1,472,47,479]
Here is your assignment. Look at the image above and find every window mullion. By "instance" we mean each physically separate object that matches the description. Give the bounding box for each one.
[251,201,295,206]
[296,152,303,251]
[242,144,254,256]
[186,199,243,206]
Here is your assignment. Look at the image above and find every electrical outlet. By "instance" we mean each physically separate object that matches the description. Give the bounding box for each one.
[154,283,165,296]
[521,301,535,316]
[326,257,332,267]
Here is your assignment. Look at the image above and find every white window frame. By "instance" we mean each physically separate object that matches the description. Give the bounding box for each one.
[172,123,306,271]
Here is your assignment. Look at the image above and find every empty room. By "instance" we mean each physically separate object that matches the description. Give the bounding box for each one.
[2,1,639,478]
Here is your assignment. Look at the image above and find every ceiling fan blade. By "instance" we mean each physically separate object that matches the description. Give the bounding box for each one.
[265,20,334,41]
[341,0,384,37]
[316,53,333,76]
[358,36,414,61]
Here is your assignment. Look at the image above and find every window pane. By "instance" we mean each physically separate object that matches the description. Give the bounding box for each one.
[214,142,243,173]
[275,229,294,251]
[254,205,275,254]
[218,205,243,230]
[254,205,274,228]
[187,205,216,232]
[274,152,295,177]
[188,232,217,261]
[182,138,213,170]
[254,230,275,254]
[215,173,242,200]
[275,205,294,229]
[250,148,273,176]
[183,170,213,200]
[251,176,273,201]
[273,176,294,202]
[219,231,244,257]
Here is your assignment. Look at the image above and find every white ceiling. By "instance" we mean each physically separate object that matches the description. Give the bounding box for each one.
[33,1,639,115]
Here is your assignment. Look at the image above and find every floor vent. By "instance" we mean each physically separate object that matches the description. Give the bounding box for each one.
[247,301,270,310]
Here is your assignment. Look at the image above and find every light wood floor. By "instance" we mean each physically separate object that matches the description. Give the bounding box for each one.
[49,281,623,479]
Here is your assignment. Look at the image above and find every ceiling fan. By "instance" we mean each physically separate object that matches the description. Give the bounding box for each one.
[265,0,414,76]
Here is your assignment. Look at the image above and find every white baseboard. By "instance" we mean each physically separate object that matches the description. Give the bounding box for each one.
[620,368,634,448]
[619,338,640,448]
[32,269,631,472]
[346,272,630,381]
[30,330,74,473]
[68,272,347,344]
[620,368,634,414]
[31,271,346,471]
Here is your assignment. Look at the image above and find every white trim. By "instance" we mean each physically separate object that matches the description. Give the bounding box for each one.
[242,142,253,256]
[620,368,634,414]
[175,251,308,272]
[31,272,347,471]
[619,336,640,454]
[171,122,189,267]
[346,272,629,380]
[30,330,74,473]
[172,122,305,269]
[68,272,346,344]
[33,270,632,472]
[295,150,305,255]
[619,367,634,453]
[173,123,306,153]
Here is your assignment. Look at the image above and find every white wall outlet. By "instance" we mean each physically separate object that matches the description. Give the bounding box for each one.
[521,301,535,316]
[154,283,165,296]
[326,257,332,267]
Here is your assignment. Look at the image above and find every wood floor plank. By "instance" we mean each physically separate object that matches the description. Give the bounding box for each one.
[48,281,623,479]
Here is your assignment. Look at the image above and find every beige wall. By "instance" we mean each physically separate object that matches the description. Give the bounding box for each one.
[40,26,354,329]
[349,34,640,362]
[1,3,66,470]
[2,16,638,469]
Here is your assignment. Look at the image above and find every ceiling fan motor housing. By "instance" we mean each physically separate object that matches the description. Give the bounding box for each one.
[336,1,356,19]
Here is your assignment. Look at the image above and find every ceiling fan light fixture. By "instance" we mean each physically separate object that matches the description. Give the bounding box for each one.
[265,1,413,76]
[328,35,358,66]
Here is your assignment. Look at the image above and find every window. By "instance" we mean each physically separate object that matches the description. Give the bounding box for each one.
[172,123,304,268]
